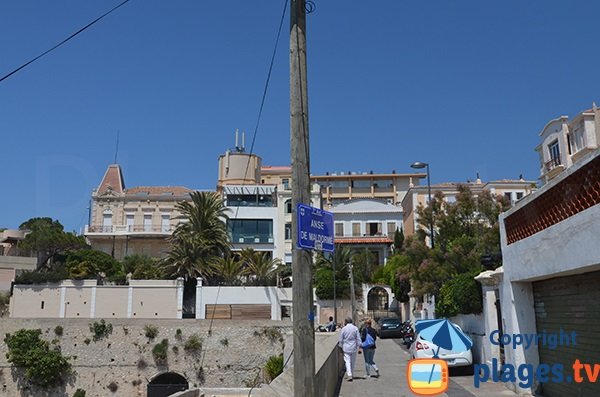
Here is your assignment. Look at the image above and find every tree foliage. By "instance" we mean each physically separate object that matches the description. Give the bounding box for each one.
[239,248,282,286]
[65,249,122,281]
[4,329,71,388]
[163,192,230,283]
[18,217,88,269]
[436,272,483,317]
[382,185,508,314]
[122,254,165,279]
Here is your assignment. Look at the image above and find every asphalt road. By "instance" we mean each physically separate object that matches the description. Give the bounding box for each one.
[338,337,518,397]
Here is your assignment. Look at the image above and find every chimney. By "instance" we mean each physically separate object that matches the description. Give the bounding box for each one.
[476,172,482,184]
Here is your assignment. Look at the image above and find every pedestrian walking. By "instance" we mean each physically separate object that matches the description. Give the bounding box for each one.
[361,318,380,378]
[339,317,361,381]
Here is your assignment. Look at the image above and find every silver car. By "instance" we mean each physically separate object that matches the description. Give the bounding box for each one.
[409,323,474,374]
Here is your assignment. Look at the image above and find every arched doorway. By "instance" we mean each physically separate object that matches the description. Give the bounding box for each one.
[147,372,188,397]
[367,286,389,311]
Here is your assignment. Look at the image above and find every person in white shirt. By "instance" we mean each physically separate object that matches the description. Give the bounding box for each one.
[338,317,361,381]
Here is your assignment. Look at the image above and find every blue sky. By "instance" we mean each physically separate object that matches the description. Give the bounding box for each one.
[2,1,599,233]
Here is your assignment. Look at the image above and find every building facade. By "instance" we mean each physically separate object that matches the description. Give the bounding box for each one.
[84,164,194,260]
[536,103,600,185]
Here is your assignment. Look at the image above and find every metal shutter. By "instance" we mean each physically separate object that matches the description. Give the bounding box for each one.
[533,271,600,397]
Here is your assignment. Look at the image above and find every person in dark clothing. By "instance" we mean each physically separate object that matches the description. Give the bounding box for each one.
[361,319,380,377]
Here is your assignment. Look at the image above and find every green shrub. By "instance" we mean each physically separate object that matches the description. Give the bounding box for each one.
[436,272,483,317]
[144,325,159,339]
[152,339,169,364]
[0,292,10,317]
[175,328,182,340]
[220,338,229,347]
[73,389,86,397]
[4,329,71,387]
[264,354,284,382]
[184,334,202,353]
[54,325,64,337]
[90,320,112,341]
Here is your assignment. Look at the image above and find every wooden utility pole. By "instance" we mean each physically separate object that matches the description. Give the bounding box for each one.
[290,0,315,396]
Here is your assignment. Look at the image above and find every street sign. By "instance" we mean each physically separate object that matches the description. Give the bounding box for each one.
[296,203,334,252]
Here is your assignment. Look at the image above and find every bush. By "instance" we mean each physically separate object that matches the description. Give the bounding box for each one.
[4,329,71,387]
[90,320,112,341]
[264,354,284,382]
[184,334,202,353]
[14,268,69,285]
[0,292,10,316]
[73,389,86,397]
[144,325,159,339]
[152,339,169,364]
[107,381,118,393]
[436,272,483,317]
[54,325,64,337]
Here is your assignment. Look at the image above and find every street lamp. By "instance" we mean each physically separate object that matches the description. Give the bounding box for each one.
[411,161,434,249]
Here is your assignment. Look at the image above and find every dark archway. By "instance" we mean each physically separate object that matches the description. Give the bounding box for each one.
[182,277,197,319]
[147,372,188,397]
[367,286,389,311]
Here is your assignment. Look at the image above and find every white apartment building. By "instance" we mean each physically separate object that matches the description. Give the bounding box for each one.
[536,103,600,185]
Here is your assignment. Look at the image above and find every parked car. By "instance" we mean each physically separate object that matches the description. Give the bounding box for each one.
[377,317,403,339]
[409,322,474,374]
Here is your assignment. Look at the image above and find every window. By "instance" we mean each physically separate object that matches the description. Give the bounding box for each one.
[504,192,513,202]
[516,192,524,200]
[367,222,382,236]
[285,223,292,240]
[161,214,170,232]
[335,223,344,237]
[445,195,456,203]
[228,219,273,244]
[126,214,134,232]
[143,214,152,232]
[352,223,361,237]
[351,180,371,189]
[102,212,112,233]
[282,179,290,190]
[285,200,292,214]
[227,194,273,207]
[331,180,349,189]
[570,123,586,154]
[387,222,396,236]
[548,140,561,168]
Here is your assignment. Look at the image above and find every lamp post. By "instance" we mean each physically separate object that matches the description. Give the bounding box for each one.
[411,161,434,249]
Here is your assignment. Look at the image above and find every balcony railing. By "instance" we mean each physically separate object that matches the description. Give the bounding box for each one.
[86,225,174,234]
[544,157,562,172]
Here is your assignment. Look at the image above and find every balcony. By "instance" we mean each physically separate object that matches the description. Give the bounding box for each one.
[85,225,174,235]
[544,158,565,180]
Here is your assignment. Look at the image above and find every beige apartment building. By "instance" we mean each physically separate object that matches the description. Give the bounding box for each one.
[84,164,194,260]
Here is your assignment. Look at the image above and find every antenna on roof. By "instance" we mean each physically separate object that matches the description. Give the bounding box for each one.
[113,130,120,164]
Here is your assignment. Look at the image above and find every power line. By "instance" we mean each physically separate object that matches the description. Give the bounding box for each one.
[0,0,132,83]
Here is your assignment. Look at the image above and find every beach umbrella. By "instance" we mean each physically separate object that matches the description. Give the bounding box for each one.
[415,318,473,384]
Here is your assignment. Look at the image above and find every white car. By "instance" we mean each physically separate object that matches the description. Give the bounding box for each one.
[409,324,474,374]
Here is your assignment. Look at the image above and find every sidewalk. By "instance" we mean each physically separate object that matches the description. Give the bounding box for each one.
[339,338,518,397]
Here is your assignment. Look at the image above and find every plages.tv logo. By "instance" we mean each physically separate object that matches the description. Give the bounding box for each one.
[407,319,473,396]
[474,329,599,388]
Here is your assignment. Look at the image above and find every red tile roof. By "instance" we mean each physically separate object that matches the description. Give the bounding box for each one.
[97,164,125,195]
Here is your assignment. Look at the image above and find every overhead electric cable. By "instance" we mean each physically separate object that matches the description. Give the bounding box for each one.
[199,0,289,372]
[0,0,131,83]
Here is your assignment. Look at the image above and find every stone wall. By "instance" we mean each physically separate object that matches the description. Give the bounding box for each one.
[0,318,290,397]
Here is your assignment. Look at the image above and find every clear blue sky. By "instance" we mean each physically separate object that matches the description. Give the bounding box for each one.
[2,1,599,233]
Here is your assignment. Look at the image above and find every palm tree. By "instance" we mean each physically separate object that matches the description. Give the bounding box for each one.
[314,244,354,299]
[162,235,214,280]
[164,191,231,283]
[210,256,246,286]
[240,248,282,286]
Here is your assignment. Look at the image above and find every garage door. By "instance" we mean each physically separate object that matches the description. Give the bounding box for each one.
[205,304,271,320]
[533,271,600,397]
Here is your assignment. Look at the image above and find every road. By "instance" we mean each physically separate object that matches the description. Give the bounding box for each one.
[338,338,518,397]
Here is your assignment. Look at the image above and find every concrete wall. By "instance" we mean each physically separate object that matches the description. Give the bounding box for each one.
[498,150,600,394]
[0,318,289,397]
[254,332,343,397]
[449,313,486,364]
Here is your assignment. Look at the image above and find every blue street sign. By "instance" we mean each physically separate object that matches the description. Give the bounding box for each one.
[296,203,334,252]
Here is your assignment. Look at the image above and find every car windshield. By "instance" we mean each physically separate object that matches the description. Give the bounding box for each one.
[381,318,400,325]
